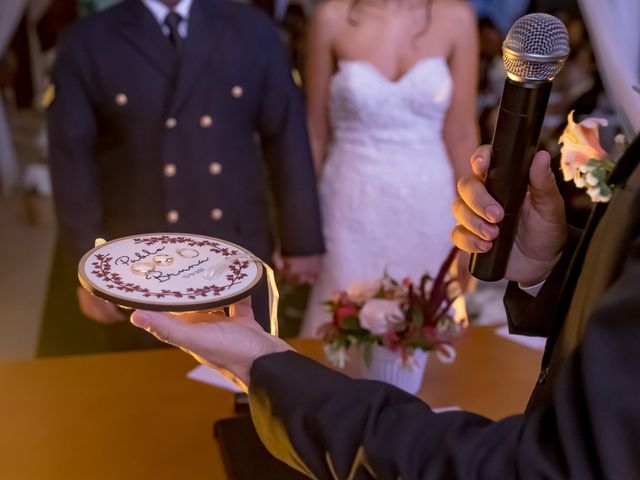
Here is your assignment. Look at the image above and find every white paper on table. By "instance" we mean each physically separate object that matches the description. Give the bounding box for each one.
[494,325,546,352]
[187,365,243,393]
[432,406,462,413]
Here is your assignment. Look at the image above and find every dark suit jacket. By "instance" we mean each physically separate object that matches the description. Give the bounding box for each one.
[248,136,640,479]
[40,0,323,356]
[48,0,323,263]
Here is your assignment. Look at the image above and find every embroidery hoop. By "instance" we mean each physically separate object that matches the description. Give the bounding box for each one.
[78,233,278,335]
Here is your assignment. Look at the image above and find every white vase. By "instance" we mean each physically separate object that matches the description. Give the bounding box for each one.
[361,344,429,395]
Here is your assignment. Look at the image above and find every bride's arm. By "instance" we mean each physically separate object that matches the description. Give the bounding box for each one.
[304,3,339,177]
[442,2,479,183]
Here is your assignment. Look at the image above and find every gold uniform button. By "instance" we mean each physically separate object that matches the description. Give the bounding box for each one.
[231,85,243,98]
[291,69,302,87]
[209,162,222,175]
[164,163,177,177]
[165,117,177,129]
[115,93,128,106]
[167,210,179,223]
[210,208,223,221]
[200,115,213,128]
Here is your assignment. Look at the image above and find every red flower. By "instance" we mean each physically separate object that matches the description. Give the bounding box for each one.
[333,304,359,326]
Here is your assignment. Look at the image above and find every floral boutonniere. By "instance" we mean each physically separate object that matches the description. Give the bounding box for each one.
[558,110,626,203]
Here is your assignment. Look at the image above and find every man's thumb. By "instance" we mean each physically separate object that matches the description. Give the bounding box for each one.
[528,151,559,205]
[131,310,189,347]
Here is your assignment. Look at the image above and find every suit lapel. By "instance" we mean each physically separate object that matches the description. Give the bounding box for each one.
[541,132,640,365]
[609,132,640,186]
[117,0,178,80]
[169,0,229,113]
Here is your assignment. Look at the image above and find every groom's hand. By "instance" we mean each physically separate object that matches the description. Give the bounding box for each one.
[451,145,567,285]
[77,286,126,325]
[280,255,322,284]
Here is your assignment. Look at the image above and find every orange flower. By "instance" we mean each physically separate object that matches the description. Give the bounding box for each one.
[558,110,608,181]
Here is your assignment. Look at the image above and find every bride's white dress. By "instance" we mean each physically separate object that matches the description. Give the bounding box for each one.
[300,56,457,337]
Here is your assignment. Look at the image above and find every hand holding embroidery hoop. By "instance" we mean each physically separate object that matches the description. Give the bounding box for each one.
[77,233,278,335]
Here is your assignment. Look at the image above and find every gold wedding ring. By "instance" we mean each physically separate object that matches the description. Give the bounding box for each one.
[153,254,174,267]
[130,261,156,276]
[176,247,199,258]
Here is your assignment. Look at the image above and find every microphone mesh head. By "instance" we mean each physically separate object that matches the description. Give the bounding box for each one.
[502,13,570,82]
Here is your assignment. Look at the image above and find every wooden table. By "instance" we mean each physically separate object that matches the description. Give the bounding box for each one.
[0,326,542,479]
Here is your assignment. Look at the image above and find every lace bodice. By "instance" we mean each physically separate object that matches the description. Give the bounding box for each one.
[329,56,452,150]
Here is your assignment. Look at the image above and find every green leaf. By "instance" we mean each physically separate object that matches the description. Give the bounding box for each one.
[412,306,424,327]
[600,183,612,196]
[340,316,361,331]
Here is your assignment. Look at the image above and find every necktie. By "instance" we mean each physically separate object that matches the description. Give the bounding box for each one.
[164,12,183,53]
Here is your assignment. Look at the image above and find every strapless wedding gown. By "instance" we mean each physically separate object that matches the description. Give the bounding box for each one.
[301,56,457,337]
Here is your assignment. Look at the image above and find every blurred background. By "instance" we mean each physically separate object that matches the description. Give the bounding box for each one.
[0,0,628,360]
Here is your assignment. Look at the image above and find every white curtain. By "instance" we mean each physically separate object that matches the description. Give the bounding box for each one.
[0,0,29,195]
[578,0,640,135]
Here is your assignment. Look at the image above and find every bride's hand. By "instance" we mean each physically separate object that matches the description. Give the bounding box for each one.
[451,145,567,285]
[130,298,292,391]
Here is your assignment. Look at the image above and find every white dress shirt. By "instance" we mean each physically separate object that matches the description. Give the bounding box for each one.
[519,279,545,298]
[140,0,193,38]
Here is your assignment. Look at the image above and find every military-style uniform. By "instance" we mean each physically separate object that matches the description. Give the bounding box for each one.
[38,0,324,356]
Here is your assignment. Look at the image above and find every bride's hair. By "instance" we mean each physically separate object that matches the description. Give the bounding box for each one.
[347,0,434,38]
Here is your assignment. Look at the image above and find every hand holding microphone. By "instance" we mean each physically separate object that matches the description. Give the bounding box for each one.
[451,145,567,286]
[467,13,571,281]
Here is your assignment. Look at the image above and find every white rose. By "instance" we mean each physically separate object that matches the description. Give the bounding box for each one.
[359,299,403,335]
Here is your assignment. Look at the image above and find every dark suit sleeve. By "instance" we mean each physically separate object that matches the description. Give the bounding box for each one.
[503,225,583,337]
[255,19,324,257]
[248,230,640,479]
[48,28,103,263]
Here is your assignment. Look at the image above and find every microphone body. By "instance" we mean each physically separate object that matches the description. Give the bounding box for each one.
[469,12,569,282]
[469,79,552,281]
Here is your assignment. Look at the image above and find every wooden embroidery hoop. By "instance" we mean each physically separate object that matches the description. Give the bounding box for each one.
[78,233,265,313]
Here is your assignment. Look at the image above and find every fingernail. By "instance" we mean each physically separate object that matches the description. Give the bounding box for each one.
[481,225,498,240]
[472,155,484,169]
[478,241,492,252]
[485,206,501,222]
[131,312,150,329]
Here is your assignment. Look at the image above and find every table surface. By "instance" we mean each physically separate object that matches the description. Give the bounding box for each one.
[0,326,542,480]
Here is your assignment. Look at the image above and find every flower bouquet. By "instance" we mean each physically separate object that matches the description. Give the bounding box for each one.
[319,248,466,393]
[559,110,627,203]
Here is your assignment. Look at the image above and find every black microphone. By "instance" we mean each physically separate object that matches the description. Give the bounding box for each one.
[469,13,570,281]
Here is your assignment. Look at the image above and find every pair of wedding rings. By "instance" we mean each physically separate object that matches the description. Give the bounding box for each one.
[130,248,200,275]
[130,254,174,275]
